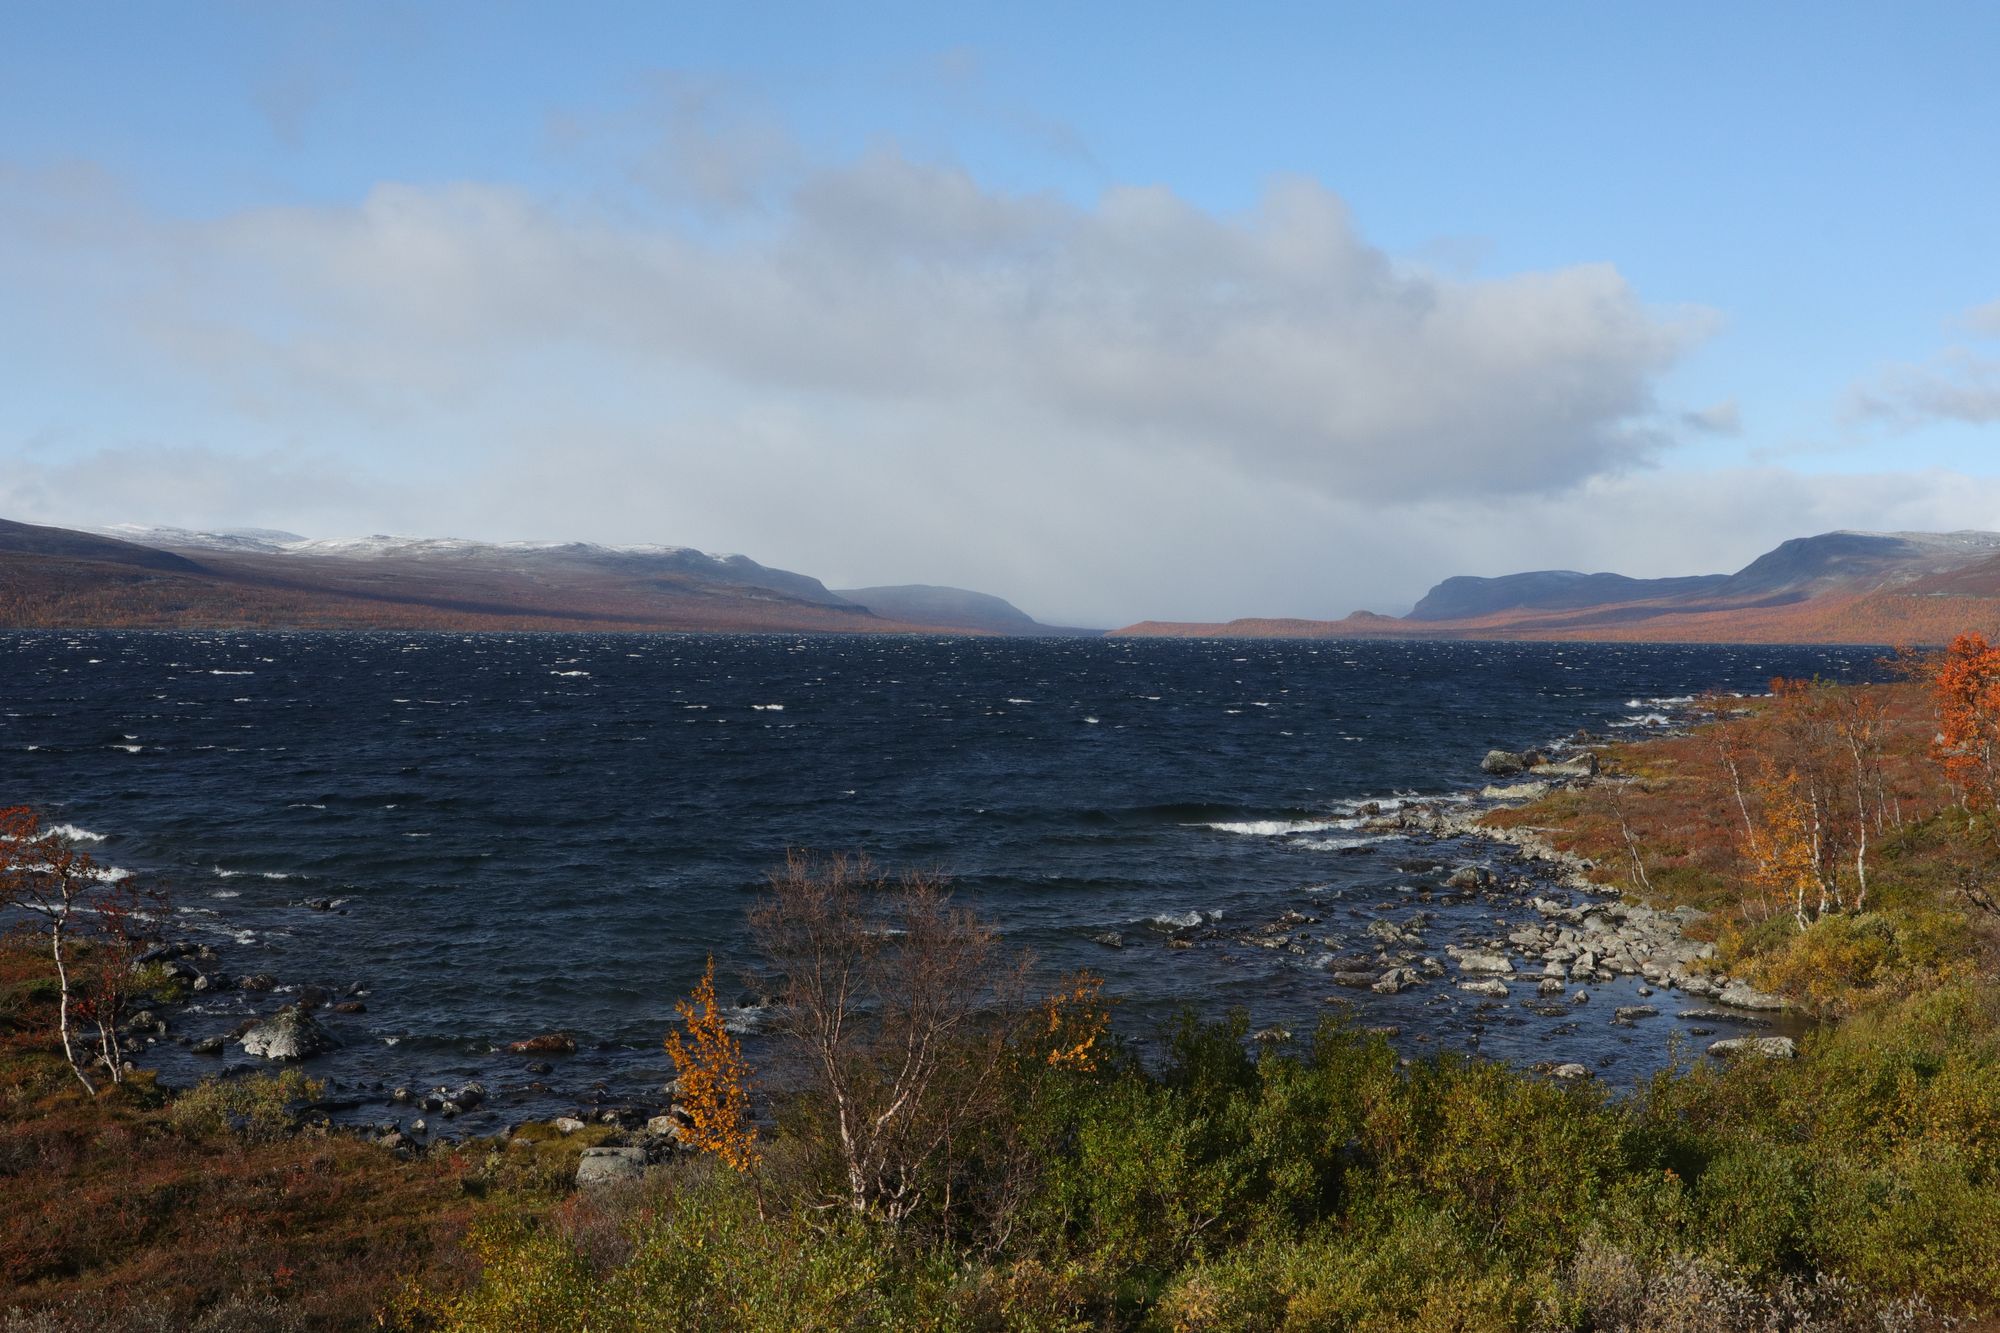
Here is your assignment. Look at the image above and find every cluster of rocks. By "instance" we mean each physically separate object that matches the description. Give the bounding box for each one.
[1200,760,1802,1071]
[1479,748,1600,781]
[559,1093,701,1188]
[390,1080,487,1117]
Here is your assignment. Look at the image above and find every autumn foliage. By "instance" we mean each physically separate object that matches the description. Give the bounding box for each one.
[1929,630,2000,813]
[664,956,759,1172]
[1038,970,1110,1073]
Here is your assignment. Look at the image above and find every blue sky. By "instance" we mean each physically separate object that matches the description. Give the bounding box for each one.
[4,2,1998,622]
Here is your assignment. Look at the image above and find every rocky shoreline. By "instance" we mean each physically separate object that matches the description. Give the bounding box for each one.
[1359,751,1797,1065]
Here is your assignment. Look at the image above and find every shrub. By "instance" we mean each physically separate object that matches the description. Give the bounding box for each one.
[168,1070,323,1145]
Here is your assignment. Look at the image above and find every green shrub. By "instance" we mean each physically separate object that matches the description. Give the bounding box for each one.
[167,1070,322,1144]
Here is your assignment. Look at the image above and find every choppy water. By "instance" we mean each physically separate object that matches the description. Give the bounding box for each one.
[2,632,1880,1130]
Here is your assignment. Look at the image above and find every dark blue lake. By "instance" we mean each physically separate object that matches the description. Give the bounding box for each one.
[1,631,1884,1128]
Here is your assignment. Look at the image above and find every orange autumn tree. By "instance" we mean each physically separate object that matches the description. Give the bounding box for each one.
[1930,631,2000,815]
[1749,767,1826,929]
[664,956,759,1171]
[1039,970,1111,1073]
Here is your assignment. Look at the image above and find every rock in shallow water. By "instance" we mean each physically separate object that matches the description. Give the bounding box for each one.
[238,1006,337,1061]
[507,1033,578,1055]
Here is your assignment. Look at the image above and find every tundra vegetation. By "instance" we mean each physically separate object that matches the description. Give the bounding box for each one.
[7,645,2000,1329]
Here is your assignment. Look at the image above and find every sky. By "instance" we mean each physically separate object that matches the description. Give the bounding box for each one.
[3,2,1999,626]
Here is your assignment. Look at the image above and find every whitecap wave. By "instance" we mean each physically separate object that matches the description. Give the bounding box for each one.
[1294,833,1407,851]
[1200,818,1344,837]
[1144,909,1220,929]
[47,823,105,843]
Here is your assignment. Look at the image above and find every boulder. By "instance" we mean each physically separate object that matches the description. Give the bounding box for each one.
[1480,750,1527,776]
[1551,1063,1592,1080]
[1372,967,1420,995]
[1529,753,1599,779]
[1445,866,1493,891]
[238,1006,337,1061]
[1090,932,1125,949]
[1458,979,1510,998]
[575,1147,647,1189]
[552,1116,586,1135]
[1455,952,1514,974]
[1707,1036,1798,1060]
[1481,781,1552,802]
[507,1033,578,1055]
[645,1115,684,1140]
[1717,983,1787,1012]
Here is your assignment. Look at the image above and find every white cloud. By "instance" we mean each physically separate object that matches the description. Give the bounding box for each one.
[1849,348,2000,426]
[5,147,1711,503]
[1680,398,1741,435]
[1958,296,2000,337]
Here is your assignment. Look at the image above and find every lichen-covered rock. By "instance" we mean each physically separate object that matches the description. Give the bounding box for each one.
[1707,1036,1798,1060]
[238,1006,337,1061]
[576,1147,647,1189]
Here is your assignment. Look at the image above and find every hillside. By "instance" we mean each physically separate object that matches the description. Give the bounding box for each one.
[1114,530,2000,643]
[835,583,1098,635]
[0,520,1058,635]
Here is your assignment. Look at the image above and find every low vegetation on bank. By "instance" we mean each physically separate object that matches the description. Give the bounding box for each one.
[9,639,2000,1329]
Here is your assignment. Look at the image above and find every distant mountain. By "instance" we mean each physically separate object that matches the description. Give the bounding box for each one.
[1,518,204,573]
[0,519,1051,635]
[834,584,1093,636]
[1113,530,2000,645]
[1409,571,1730,621]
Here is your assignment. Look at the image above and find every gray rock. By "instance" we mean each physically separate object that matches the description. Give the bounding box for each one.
[1455,952,1514,974]
[1481,750,1527,776]
[1372,967,1420,995]
[1551,1063,1592,1080]
[1707,1036,1798,1060]
[552,1116,586,1135]
[1613,1005,1659,1022]
[1717,983,1788,1012]
[1458,979,1510,998]
[575,1146,647,1189]
[1091,931,1125,949]
[1445,866,1494,891]
[1480,781,1552,802]
[191,1034,228,1056]
[238,1006,337,1061]
[1529,753,1599,779]
[644,1115,684,1140]
[1537,977,1566,996]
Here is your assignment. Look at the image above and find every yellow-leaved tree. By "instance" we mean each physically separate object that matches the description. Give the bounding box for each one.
[664,956,759,1171]
[1750,767,1825,930]
[1040,970,1110,1073]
